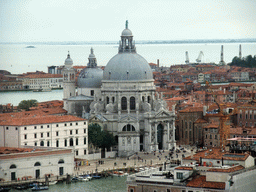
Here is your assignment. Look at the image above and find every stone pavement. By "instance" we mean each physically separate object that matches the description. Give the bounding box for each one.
[73,146,196,176]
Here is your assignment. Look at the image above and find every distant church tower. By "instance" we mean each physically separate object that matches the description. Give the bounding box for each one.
[63,52,76,111]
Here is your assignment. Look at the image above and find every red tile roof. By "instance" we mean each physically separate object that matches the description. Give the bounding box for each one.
[0,115,86,126]
[175,166,193,170]
[186,175,225,189]
[207,165,244,173]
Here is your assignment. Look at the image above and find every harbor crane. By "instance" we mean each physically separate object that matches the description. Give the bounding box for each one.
[196,51,204,63]
[185,51,189,64]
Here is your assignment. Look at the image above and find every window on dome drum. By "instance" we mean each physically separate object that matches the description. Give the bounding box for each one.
[106,96,109,104]
[58,159,64,164]
[112,97,115,103]
[10,164,17,169]
[34,162,41,166]
[121,97,127,110]
[142,96,145,102]
[122,124,135,131]
[91,90,94,96]
[130,97,135,110]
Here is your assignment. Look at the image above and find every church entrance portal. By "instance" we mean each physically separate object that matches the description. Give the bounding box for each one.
[157,124,164,150]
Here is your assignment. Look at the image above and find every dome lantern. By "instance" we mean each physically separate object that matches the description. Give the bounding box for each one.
[119,20,136,53]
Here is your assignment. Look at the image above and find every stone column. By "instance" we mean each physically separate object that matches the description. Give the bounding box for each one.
[167,122,170,149]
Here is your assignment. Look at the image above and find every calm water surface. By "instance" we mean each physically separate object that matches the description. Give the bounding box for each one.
[0,89,63,106]
[10,176,127,192]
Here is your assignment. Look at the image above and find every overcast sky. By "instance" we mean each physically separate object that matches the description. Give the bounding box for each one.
[1,0,256,42]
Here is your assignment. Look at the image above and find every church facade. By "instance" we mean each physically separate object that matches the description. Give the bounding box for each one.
[63,21,176,157]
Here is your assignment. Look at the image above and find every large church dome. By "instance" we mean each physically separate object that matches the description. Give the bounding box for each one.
[103,53,153,81]
[77,48,103,88]
[103,21,153,81]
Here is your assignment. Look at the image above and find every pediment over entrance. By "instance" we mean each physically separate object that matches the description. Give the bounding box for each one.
[89,114,108,123]
[119,115,137,123]
[154,110,172,118]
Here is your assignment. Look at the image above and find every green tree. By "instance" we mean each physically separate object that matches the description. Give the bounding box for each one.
[88,123,116,149]
[18,99,38,111]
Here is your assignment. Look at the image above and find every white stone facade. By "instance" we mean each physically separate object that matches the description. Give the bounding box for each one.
[0,148,74,182]
[0,116,88,159]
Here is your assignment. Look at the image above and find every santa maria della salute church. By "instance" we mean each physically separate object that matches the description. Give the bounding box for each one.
[62,21,176,156]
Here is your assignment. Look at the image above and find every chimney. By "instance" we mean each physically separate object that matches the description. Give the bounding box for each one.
[157,59,159,68]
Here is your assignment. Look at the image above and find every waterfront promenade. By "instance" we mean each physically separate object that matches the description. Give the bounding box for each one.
[74,146,196,176]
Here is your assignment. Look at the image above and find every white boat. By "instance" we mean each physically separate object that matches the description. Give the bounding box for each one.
[48,180,58,185]
[77,176,89,182]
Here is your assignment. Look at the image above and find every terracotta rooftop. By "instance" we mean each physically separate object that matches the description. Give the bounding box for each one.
[183,148,249,161]
[0,114,86,126]
[207,165,244,173]
[175,166,193,170]
[186,175,225,189]
[179,106,203,113]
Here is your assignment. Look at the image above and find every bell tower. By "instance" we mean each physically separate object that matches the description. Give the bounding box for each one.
[63,51,76,111]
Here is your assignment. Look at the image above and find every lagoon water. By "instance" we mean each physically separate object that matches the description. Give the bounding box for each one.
[9,176,127,192]
[1,43,256,75]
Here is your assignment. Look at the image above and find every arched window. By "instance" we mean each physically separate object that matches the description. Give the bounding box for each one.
[76,138,79,145]
[106,97,109,104]
[142,96,145,102]
[130,97,135,110]
[40,141,44,146]
[112,97,115,103]
[64,139,67,147]
[58,159,65,164]
[70,138,73,146]
[121,97,127,110]
[148,96,151,103]
[34,162,41,166]
[56,140,59,147]
[122,124,135,132]
[10,164,17,169]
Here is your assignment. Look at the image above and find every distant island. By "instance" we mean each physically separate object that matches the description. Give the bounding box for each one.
[1,38,256,45]
[26,46,36,48]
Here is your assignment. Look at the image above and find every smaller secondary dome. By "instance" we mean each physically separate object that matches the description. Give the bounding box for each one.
[121,28,132,36]
[64,52,73,66]
[77,67,103,88]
